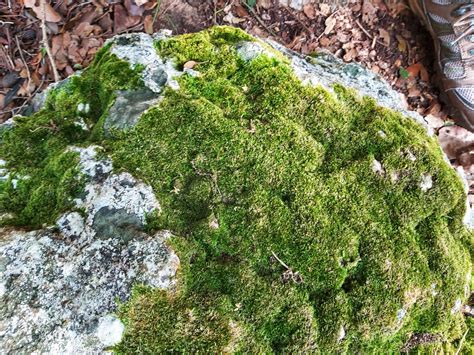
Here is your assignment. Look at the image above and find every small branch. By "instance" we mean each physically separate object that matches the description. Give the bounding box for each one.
[40,0,60,82]
[15,35,32,97]
[1,44,15,69]
[271,251,289,270]
[354,19,387,47]
[455,328,469,355]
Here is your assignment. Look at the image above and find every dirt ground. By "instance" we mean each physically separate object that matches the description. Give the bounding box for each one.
[2,0,474,195]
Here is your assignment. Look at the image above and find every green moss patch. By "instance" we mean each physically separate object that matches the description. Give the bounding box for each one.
[0,47,144,228]
[108,27,472,352]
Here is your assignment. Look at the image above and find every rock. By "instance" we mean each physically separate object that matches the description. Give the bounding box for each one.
[0,26,471,354]
[0,145,178,353]
[104,87,160,135]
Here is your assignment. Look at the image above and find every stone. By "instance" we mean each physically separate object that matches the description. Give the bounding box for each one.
[0,145,178,353]
[0,27,472,353]
[103,87,160,135]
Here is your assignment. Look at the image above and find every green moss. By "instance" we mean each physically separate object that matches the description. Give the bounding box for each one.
[108,27,473,352]
[0,46,144,228]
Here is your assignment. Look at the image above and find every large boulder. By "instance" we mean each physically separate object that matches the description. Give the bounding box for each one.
[0,26,472,353]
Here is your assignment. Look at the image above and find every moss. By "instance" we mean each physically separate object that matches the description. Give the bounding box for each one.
[107,27,473,352]
[0,46,144,228]
[1,26,472,352]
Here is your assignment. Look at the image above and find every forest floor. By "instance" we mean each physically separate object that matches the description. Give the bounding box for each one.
[2,0,474,197]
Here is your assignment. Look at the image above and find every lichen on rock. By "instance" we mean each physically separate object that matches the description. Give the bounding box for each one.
[0,26,473,353]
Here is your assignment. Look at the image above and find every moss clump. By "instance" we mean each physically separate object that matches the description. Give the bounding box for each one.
[107,27,472,352]
[0,47,144,228]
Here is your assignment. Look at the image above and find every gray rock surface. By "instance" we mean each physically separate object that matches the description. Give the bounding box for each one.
[0,146,179,354]
[104,88,161,135]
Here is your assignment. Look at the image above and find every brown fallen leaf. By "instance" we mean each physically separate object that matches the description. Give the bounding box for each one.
[257,0,272,9]
[378,28,390,46]
[406,63,421,77]
[319,3,331,16]
[125,0,146,17]
[396,35,407,53]
[184,61,198,69]
[24,0,62,22]
[438,125,474,160]
[324,16,336,35]
[114,4,141,33]
[362,0,377,25]
[419,63,429,82]
[424,114,444,129]
[303,4,316,19]
[233,4,248,18]
[144,15,154,34]
[407,87,421,97]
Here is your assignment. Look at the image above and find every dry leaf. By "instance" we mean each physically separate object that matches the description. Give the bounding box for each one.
[343,48,357,62]
[257,0,272,9]
[144,15,154,34]
[319,3,331,16]
[419,64,429,82]
[24,0,62,22]
[406,63,421,77]
[438,125,474,159]
[396,35,407,52]
[407,87,421,97]
[223,12,245,24]
[125,0,145,17]
[233,4,248,17]
[303,4,316,19]
[183,61,198,69]
[134,0,150,5]
[378,28,390,46]
[362,0,377,25]
[324,16,336,35]
[424,114,444,129]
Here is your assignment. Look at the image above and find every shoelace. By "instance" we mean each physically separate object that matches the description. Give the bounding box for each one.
[451,4,474,60]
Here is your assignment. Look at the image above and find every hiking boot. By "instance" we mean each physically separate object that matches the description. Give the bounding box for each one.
[408,0,474,131]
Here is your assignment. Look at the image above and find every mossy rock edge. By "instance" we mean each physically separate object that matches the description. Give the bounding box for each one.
[0,26,473,353]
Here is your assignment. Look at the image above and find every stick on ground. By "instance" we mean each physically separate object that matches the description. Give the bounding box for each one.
[40,0,60,82]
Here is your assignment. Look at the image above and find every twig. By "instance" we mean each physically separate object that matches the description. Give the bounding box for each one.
[14,35,32,97]
[271,251,304,284]
[0,20,14,25]
[40,0,60,82]
[271,251,289,270]
[244,3,278,38]
[354,19,387,47]
[455,328,469,355]
[0,44,14,69]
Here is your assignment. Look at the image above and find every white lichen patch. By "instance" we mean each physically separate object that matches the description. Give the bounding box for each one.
[236,41,277,62]
[0,145,179,354]
[96,315,125,347]
[451,298,462,314]
[108,32,183,93]
[77,102,90,114]
[372,159,385,175]
[420,174,433,192]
